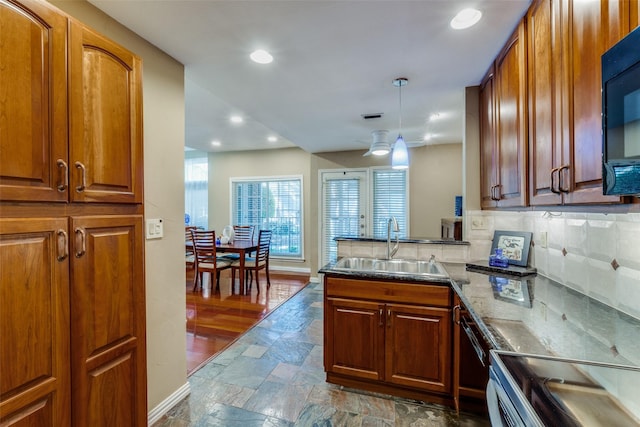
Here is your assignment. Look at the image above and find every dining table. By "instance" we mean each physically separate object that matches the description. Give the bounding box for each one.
[216,239,258,294]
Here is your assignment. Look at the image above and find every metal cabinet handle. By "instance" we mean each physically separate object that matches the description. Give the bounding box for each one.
[559,165,570,193]
[74,227,86,258]
[550,167,560,194]
[493,184,501,201]
[452,305,461,325]
[56,159,68,192]
[379,308,384,326]
[387,309,391,328]
[74,161,86,192]
[57,229,68,261]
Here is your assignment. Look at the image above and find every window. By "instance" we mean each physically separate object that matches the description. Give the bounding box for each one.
[232,176,303,259]
[185,153,208,229]
[371,168,408,239]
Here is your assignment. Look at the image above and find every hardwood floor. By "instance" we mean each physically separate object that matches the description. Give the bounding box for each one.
[186,267,310,374]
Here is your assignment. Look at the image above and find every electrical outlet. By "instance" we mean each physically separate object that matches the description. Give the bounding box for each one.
[539,231,548,248]
[145,218,163,239]
[470,216,488,230]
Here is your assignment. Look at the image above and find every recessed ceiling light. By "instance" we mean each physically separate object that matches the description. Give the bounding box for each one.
[211,140,221,147]
[250,49,273,64]
[450,8,482,30]
[267,136,277,142]
[230,115,243,124]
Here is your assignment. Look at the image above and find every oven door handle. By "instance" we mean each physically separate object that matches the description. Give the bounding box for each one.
[461,316,485,367]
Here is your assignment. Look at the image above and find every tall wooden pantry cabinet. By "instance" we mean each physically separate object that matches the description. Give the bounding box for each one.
[0,0,147,425]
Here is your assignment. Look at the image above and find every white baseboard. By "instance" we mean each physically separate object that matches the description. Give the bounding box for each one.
[270,265,311,274]
[147,382,190,426]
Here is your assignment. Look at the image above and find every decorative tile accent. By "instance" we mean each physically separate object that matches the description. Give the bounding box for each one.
[612,259,620,270]
[562,248,567,257]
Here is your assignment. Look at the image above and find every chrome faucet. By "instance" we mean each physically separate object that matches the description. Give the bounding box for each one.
[387,216,400,259]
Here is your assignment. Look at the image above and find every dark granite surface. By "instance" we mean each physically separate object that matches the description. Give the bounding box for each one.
[320,260,640,368]
[443,262,640,368]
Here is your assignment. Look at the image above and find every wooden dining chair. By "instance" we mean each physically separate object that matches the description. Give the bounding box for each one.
[233,225,255,241]
[185,226,197,271]
[230,229,272,294]
[191,229,231,292]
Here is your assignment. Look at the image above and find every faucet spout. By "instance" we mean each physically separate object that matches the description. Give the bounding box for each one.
[387,216,400,259]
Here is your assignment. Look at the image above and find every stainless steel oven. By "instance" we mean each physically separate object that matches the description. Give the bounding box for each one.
[486,351,640,427]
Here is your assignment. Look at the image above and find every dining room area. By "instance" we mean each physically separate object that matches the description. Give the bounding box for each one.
[185,225,310,374]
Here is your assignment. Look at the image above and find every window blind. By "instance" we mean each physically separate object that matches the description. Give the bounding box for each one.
[322,177,361,264]
[372,169,407,238]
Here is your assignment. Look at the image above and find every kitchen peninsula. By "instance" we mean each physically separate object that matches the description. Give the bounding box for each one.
[319,237,640,423]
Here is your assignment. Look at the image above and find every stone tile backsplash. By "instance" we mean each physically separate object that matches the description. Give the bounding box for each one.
[465,210,640,321]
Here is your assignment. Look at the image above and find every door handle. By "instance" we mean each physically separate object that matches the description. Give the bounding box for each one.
[550,167,560,194]
[452,305,461,325]
[559,165,570,193]
[74,161,87,192]
[57,229,68,261]
[379,308,384,327]
[74,227,86,258]
[56,159,68,192]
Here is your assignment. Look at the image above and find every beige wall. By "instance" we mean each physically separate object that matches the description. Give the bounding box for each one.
[210,144,463,277]
[208,147,313,272]
[50,0,188,417]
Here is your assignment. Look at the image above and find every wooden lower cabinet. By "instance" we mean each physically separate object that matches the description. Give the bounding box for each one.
[324,276,452,404]
[0,218,71,426]
[0,214,146,426]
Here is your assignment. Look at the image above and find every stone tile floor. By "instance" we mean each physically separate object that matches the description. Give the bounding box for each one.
[153,283,491,426]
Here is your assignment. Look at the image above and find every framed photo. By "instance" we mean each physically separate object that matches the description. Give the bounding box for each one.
[491,230,532,267]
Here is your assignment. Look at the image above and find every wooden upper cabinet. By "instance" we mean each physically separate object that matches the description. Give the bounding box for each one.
[493,19,528,208]
[632,0,640,28]
[69,22,143,204]
[558,0,627,204]
[0,0,68,202]
[528,0,564,205]
[479,67,498,209]
[0,217,71,426]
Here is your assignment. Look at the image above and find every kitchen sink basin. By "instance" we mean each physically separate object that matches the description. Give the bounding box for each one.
[333,257,448,278]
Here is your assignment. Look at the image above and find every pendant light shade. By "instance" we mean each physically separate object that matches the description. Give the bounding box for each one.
[391,77,409,169]
[392,134,409,169]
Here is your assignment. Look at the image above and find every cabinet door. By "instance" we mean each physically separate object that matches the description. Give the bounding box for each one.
[385,304,451,394]
[494,20,528,208]
[0,217,70,426]
[325,297,385,381]
[479,67,498,209]
[528,0,564,206]
[68,22,143,204]
[0,0,68,202]
[632,1,640,28]
[70,215,146,427]
[560,0,626,204]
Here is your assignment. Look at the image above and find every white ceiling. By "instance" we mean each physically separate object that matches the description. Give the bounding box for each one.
[88,0,531,154]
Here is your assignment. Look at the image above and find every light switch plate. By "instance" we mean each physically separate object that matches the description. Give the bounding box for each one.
[146,218,163,239]
[470,216,488,230]
[539,231,548,248]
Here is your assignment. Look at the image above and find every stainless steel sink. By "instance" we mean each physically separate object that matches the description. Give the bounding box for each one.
[333,257,448,278]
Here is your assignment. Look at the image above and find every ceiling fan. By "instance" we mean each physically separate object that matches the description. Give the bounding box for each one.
[362,130,426,157]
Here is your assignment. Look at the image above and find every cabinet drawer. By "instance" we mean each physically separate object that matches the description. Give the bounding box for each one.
[325,276,451,307]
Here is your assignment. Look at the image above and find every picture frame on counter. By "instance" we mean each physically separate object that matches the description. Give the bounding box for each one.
[490,230,532,267]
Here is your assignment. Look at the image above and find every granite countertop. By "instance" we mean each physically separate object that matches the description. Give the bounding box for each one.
[444,262,640,368]
[335,236,470,245]
[320,259,640,367]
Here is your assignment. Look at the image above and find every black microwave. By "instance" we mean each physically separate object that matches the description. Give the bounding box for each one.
[602,25,640,196]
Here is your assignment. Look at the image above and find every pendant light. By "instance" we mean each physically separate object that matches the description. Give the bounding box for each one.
[391,77,409,170]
